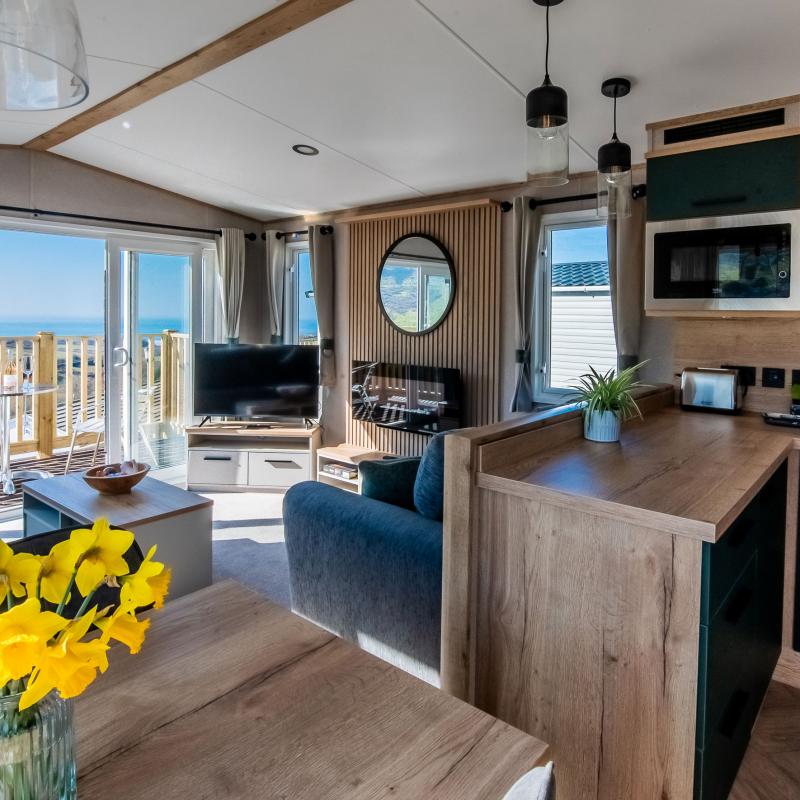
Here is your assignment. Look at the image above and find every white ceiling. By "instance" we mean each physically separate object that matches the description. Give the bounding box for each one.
[9,0,800,218]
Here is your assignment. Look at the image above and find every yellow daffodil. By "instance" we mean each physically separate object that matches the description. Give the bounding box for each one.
[0,541,40,604]
[119,546,169,609]
[145,568,171,610]
[94,604,150,655]
[0,598,68,686]
[70,518,134,596]
[19,608,109,710]
[37,539,82,605]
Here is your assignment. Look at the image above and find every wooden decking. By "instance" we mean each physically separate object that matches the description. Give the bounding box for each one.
[0,446,105,515]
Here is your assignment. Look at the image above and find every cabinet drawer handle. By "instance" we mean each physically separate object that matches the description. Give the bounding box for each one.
[719,689,750,738]
[265,459,298,467]
[724,585,754,625]
[691,195,748,207]
[204,456,232,462]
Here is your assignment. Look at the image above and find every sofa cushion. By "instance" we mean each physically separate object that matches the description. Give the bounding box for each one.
[414,432,449,521]
[360,457,421,511]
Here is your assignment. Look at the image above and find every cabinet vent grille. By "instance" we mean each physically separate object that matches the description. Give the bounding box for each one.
[664,108,785,145]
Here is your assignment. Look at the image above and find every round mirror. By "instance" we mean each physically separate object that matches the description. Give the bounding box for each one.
[378,234,455,335]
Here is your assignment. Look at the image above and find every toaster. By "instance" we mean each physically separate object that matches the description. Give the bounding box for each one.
[680,368,742,414]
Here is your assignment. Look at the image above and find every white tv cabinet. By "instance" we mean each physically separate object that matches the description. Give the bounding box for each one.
[186,423,322,492]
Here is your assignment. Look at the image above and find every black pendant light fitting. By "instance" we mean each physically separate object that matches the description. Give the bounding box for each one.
[527,0,568,131]
[598,77,632,174]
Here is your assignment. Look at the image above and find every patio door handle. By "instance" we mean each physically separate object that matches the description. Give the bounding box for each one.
[112,347,130,368]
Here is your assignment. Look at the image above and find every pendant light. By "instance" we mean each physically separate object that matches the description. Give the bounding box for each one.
[597,78,632,219]
[0,0,89,111]
[526,0,569,186]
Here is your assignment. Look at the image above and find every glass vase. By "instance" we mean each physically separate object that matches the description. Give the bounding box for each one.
[0,690,76,800]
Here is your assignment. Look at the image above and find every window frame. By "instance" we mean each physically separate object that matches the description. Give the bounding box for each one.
[533,210,614,405]
[282,239,318,345]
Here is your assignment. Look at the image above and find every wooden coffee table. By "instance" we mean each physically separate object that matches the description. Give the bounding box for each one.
[75,582,549,799]
[22,474,212,599]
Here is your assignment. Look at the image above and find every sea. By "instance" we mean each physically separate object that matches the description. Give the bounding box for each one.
[0,318,187,337]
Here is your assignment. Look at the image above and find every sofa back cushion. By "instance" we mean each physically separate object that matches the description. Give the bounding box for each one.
[414,432,449,521]
[360,457,421,510]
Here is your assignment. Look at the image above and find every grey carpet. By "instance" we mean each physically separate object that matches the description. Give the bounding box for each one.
[212,538,291,609]
[205,491,292,610]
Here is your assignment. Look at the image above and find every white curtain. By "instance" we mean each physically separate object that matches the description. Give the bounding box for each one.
[214,228,246,343]
[265,230,287,344]
[511,197,542,412]
[308,225,336,387]
[607,197,645,370]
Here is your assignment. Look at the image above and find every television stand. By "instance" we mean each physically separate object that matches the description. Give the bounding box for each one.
[186,423,322,492]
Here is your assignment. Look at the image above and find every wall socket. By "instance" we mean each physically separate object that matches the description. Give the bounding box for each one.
[762,367,786,389]
[721,365,756,386]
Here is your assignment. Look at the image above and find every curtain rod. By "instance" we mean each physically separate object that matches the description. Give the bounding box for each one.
[264,226,334,240]
[0,203,260,241]
[497,184,647,212]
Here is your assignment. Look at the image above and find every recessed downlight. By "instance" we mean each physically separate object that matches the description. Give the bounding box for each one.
[292,144,319,156]
[122,120,132,130]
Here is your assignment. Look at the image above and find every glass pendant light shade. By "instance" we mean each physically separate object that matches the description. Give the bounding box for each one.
[526,0,569,186]
[597,164,632,219]
[597,135,632,218]
[526,79,569,185]
[597,78,632,219]
[0,0,89,111]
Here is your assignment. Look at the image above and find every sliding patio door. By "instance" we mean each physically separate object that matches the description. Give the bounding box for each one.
[106,238,209,476]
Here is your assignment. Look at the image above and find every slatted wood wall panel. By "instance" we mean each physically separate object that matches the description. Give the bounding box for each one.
[347,204,502,456]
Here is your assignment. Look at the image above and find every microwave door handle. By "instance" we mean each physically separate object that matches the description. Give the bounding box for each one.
[691,194,748,208]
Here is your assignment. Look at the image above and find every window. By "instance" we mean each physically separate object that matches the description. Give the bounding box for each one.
[284,243,319,345]
[380,256,452,332]
[534,214,618,404]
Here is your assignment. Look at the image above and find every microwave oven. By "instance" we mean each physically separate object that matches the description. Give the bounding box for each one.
[645,211,800,313]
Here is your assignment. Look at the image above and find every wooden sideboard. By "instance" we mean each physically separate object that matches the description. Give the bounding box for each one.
[441,387,800,800]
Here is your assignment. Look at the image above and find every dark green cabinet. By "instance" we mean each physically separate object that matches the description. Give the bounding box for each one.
[647,136,800,221]
[694,462,787,800]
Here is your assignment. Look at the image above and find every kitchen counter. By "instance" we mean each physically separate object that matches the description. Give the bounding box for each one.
[441,387,799,800]
[480,405,797,542]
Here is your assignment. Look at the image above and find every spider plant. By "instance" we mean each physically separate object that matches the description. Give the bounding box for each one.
[572,361,649,421]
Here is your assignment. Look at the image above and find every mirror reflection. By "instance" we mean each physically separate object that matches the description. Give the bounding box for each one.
[378,235,455,334]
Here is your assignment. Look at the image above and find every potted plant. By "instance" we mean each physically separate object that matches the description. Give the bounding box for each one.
[0,519,170,799]
[573,362,648,443]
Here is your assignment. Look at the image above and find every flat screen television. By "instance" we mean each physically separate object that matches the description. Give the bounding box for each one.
[351,361,461,435]
[194,344,319,419]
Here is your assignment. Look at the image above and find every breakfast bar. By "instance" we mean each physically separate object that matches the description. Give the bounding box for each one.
[442,387,800,800]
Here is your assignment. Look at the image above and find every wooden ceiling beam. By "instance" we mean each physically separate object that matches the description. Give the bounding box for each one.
[23,0,355,152]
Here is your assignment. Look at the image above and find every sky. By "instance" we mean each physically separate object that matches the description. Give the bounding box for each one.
[551,224,608,264]
[0,229,191,333]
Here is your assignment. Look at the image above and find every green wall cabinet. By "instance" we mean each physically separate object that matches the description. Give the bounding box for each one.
[647,136,800,221]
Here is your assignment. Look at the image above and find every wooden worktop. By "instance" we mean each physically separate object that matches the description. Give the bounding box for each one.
[480,406,797,542]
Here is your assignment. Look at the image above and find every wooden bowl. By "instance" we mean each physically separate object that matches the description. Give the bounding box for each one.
[83,462,150,494]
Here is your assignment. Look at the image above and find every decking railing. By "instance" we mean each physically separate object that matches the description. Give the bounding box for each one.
[0,331,189,458]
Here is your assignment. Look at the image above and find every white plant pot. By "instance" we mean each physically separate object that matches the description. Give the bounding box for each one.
[584,410,622,443]
[2,374,17,393]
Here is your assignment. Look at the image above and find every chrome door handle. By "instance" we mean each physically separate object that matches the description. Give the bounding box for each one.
[112,347,130,368]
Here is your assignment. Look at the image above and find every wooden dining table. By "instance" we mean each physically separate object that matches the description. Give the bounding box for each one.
[75,581,549,799]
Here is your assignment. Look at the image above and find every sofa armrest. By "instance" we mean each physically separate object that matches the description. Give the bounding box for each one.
[360,457,421,510]
[284,481,442,685]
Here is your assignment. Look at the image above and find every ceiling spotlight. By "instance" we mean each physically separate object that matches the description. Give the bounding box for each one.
[292,144,319,156]
[122,120,132,130]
